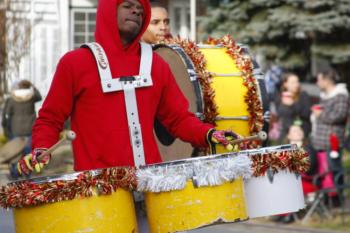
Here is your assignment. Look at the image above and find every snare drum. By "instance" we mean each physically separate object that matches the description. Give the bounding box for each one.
[0,167,138,233]
[153,39,268,159]
[242,144,309,218]
[137,154,252,233]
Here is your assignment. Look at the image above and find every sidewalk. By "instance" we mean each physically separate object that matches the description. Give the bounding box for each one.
[1,208,348,233]
[0,209,14,233]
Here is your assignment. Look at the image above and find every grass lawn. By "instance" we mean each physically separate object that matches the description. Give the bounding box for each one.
[343,149,350,169]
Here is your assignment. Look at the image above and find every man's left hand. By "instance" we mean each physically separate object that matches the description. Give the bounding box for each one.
[207,129,240,151]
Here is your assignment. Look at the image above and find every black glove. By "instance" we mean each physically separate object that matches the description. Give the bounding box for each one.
[206,129,240,154]
[16,148,50,176]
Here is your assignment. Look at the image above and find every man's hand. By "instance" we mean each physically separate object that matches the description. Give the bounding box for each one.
[207,129,240,152]
[16,148,50,176]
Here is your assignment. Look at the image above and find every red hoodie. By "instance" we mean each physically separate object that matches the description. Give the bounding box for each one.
[32,0,213,171]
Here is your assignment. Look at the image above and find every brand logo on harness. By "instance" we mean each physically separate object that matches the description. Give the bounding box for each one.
[93,44,108,69]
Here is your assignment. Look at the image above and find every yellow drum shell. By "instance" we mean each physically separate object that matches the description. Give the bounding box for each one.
[13,188,137,233]
[200,47,251,154]
[145,178,247,233]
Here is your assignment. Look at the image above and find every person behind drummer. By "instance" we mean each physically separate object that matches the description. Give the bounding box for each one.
[15,0,239,179]
[275,72,312,144]
[272,122,318,223]
[311,68,349,206]
[141,1,176,148]
[141,1,171,44]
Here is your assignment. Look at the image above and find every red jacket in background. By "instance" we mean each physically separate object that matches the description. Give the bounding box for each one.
[32,0,213,171]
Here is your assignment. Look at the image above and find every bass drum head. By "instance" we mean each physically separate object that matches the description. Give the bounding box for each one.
[153,45,199,161]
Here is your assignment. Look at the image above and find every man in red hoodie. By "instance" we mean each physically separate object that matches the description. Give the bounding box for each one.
[16,0,238,175]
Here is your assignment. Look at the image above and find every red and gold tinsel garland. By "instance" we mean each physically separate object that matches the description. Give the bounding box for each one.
[250,148,310,177]
[207,35,265,149]
[162,37,218,124]
[0,167,136,209]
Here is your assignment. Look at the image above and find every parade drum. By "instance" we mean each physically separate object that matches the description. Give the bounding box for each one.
[137,153,252,233]
[0,167,138,233]
[154,42,269,159]
[199,44,268,153]
[242,144,309,218]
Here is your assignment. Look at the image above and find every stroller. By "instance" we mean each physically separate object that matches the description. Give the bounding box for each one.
[300,146,346,223]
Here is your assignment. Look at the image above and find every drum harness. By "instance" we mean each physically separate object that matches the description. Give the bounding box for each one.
[82,42,152,168]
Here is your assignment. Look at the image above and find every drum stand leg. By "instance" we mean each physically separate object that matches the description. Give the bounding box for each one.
[135,201,150,233]
[292,212,300,222]
[301,192,332,224]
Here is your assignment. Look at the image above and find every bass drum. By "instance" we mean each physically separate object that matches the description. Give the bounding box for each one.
[153,45,203,161]
[153,43,269,161]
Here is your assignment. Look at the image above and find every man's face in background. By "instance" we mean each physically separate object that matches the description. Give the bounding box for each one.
[142,6,170,43]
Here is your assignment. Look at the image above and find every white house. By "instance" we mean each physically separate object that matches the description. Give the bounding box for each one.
[5,0,66,96]
[12,0,194,101]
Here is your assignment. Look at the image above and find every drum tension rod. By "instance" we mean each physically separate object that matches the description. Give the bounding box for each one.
[215,116,249,121]
[210,72,242,77]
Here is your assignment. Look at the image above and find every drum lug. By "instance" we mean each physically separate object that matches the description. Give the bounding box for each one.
[253,70,265,80]
[266,168,275,184]
[263,111,270,122]
[192,175,199,188]
[96,183,103,195]
[195,112,204,120]
[188,69,197,81]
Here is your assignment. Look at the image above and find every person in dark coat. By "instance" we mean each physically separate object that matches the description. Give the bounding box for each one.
[1,79,42,153]
[275,73,312,143]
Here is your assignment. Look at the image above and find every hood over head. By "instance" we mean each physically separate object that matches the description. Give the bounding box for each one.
[10,79,34,102]
[11,87,35,102]
[320,83,349,100]
[95,0,151,55]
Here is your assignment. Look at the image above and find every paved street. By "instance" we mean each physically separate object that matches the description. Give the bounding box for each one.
[1,208,14,233]
[1,207,348,233]
[191,222,348,233]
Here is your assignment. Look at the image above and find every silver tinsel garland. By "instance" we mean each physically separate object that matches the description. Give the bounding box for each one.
[137,154,252,193]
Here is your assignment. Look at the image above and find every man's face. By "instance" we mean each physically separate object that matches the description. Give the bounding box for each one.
[118,0,144,44]
[142,7,170,43]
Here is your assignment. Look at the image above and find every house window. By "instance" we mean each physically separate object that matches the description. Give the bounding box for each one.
[71,9,96,49]
[169,0,190,39]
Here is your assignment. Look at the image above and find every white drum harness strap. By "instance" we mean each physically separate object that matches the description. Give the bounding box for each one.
[82,42,153,167]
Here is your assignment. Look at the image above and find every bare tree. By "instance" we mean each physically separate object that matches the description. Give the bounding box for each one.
[0,0,32,103]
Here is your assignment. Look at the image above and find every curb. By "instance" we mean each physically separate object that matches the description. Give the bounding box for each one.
[241,221,349,233]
